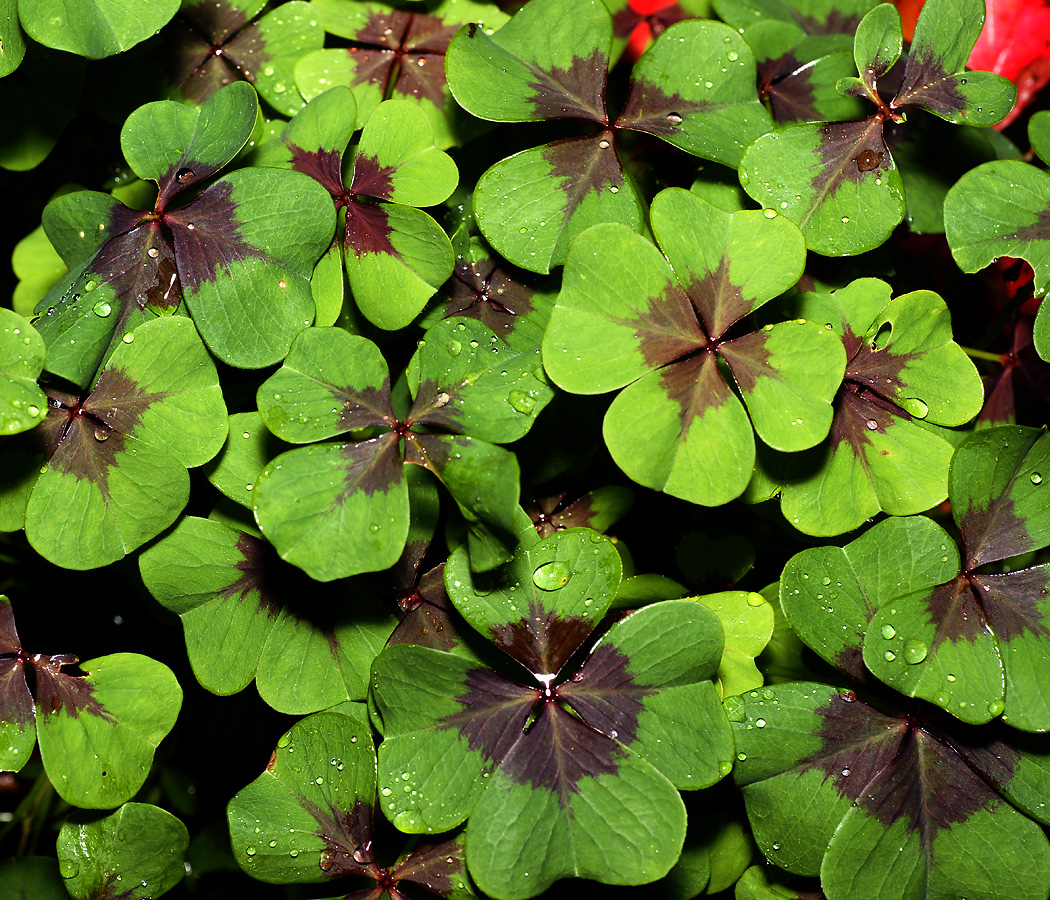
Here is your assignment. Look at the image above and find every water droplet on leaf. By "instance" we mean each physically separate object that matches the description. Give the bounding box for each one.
[532,560,572,591]
[881,624,896,639]
[903,640,928,664]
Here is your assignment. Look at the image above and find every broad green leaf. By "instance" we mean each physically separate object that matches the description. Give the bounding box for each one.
[747,25,864,124]
[892,0,1015,126]
[697,591,775,698]
[0,0,25,77]
[36,653,182,808]
[844,3,902,105]
[354,99,458,207]
[782,515,960,682]
[0,310,47,436]
[739,119,906,255]
[19,0,179,58]
[25,317,227,569]
[227,711,376,882]
[473,133,644,275]
[945,159,1050,360]
[0,858,68,900]
[0,597,36,771]
[205,411,290,509]
[257,327,393,444]
[119,82,258,196]
[12,224,67,316]
[58,803,188,899]
[252,436,408,581]
[373,547,731,896]
[139,517,397,710]
[544,193,842,506]
[732,681,1050,900]
[755,278,984,535]
[406,317,553,444]
[617,20,773,168]
[445,0,611,124]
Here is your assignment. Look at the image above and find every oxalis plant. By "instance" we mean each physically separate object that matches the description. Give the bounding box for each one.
[1,0,1049,896]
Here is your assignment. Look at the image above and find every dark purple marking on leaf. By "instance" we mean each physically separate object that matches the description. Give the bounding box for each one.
[613,281,707,371]
[156,161,221,211]
[405,377,464,434]
[800,690,999,834]
[444,254,537,340]
[343,201,398,260]
[719,331,775,396]
[93,222,182,314]
[500,697,620,797]
[892,49,967,118]
[307,798,376,879]
[542,132,626,217]
[855,149,883,172]
[1003,207,1050,250]
[340,431,404,499]
[440,666,537,762]
[288,144,347,200]
[829,324,918,453]
[960,490,1034,570]
[683,255,751,341]
[757,51,821,124]
[0,598,22,654]
[389,834,466,896]
[951,724,1024,797]
[971,566,1050,643]
[524,489,593,538]
[181,0,251,47]
[814,117,889,197]
[796,9,866,35]
[487,599,593,677]
[611,3,689,39]
[659,352,734,438]
[615,77,709,137]
[40,368,170,498]
[558,642,654,746]
[165,181,270,292]
[389,560,460,652]
[219,531,381,638]
[0,657,33,729]
[350,154,397,202]
[923,576,991,648]
[163,11,269,105]
[334,377,395,432]
[33,655,114,722]
[344,9,456,109]
[524,48,609,123]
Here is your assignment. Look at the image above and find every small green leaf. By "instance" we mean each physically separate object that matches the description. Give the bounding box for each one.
[58,803,188,899]
[0,310,47,436]
[19,0,179,58]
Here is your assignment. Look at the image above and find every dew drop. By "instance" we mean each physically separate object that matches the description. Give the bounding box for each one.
[881,624,896,639]
[988,699,1005,716]
[901,397,929,418]
[755,718,766,728]
[93,300,113,318]
[245,847,257,857]
[268,840,277,848]
[176,168,195,183]
[147,247,159,258]
[747,593,765,607]
[841,216,850,224]
[864,418,878,430]
[84,279,99,292]
[841,767,851,777]
[1032,472,1043,485]
[666,112,683,126]
[903,640,928,664]
[519,227,528,234]
[884,650,896,661]
[508,389,535,414]
[609,185,619,193]
[737,752,747,761]
[762,208,777,218]
[122,332,135,344]
[381,787,392,796]
[93,429,110,442]
[274,83,288,93]
[726,50,738,60]
[598,139,610,149]
[947,673,956,682]
[447,339,462,357]
[532,560,572,591]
